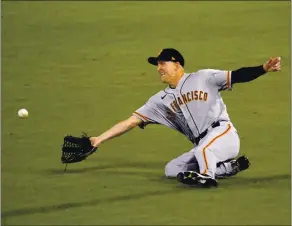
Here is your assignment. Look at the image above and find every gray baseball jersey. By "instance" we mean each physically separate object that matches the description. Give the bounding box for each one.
[133,69,232,144]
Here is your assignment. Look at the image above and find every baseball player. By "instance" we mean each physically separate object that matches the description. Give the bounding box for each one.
[90,48,281,188]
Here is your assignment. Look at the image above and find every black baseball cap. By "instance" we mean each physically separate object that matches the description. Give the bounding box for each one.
[148,48,185,67]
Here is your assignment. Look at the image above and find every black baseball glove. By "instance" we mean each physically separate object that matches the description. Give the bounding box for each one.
[61,133,97,164]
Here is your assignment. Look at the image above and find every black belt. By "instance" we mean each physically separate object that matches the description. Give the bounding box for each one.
[194,121,221,145]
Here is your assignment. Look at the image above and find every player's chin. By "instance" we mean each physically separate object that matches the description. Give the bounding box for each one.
[160,76,167,83]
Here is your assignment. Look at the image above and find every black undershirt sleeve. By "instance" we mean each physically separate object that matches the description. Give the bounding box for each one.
[231,65,266,84]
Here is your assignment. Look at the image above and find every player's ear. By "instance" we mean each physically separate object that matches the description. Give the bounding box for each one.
[174,62,180,70]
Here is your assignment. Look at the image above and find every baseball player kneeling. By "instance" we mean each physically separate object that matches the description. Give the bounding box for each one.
[90,48,281,188]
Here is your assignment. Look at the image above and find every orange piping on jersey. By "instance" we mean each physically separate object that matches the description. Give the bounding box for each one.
[133,112,149,121]
[227,71,231,89]
[202,124,231,174]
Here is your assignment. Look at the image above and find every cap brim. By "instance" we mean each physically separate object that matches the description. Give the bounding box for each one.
[148,57,158,66]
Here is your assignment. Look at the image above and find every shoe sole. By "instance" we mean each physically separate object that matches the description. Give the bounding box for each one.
[177,171,218,188]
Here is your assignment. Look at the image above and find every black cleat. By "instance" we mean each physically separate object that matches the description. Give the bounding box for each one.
[216,155,251,179]
[177,171,218,188]
[231,155,250,174]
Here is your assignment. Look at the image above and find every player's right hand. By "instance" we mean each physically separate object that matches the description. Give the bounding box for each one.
[263,57,281,72]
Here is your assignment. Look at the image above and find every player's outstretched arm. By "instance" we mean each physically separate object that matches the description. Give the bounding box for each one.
[231,57,281,84]
[90,116,143,148]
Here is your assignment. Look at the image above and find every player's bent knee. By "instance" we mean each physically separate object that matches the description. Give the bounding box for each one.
[165,161,181,178]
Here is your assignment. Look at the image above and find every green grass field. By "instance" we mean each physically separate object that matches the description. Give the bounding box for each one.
[1,1,291,225]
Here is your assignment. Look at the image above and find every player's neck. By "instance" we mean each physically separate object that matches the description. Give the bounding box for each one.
[169,70,185,88]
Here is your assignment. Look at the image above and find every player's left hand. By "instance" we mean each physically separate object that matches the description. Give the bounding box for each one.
[263,57,281,72]
[90,136,102,148]
[61,134,97,164]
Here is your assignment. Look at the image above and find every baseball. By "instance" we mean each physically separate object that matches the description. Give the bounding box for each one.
[18,108,29,118]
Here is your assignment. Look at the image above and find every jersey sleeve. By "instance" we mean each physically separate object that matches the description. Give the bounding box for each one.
[207,69,232,91]
[132,101,160,129]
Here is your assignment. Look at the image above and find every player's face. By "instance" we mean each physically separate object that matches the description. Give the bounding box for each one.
[157,61,178,84]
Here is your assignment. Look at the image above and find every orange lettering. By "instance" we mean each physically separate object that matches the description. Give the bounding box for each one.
[194,91,198,100]
[182,94,188,104]
[187,92,192,102]
[170,102,177,112]
[177,97,183,105]
[199,91,203,100]
[174,100,179,109]
[204,93,208,101]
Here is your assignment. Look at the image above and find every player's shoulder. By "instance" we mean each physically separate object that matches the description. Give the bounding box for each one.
[147,90,166,102]
[192,69,221,75]
[187,69,226,82]
[184,69,215,81]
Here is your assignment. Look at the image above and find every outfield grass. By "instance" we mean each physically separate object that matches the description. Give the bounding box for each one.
[1,1,291,225]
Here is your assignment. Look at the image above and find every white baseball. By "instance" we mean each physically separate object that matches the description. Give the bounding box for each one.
[18,108,29,118]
